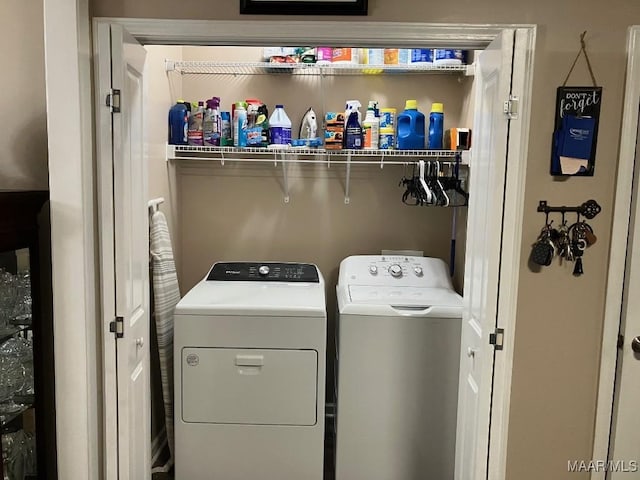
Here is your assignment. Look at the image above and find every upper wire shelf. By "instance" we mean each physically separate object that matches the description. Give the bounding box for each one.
[165,60,474,76]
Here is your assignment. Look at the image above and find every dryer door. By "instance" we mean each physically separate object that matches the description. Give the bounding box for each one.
[182,347,318,426]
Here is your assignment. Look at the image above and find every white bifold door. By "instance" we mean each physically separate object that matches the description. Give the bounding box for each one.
[455,29,517,480]
[608,96,640,479]
[95,24,151,480]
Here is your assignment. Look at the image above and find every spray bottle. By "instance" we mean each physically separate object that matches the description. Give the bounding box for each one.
[203,97,221,146]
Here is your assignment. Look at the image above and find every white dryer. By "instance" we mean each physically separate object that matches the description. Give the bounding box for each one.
[335,255,463,480]
[174,262,326,480]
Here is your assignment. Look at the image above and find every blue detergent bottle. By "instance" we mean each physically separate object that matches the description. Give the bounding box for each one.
[428,102,444,149]
[168,100,188,145]
[396,100,425,150]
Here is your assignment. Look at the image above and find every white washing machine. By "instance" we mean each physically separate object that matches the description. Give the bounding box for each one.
[174,261,326,480]
[335,255,463,480]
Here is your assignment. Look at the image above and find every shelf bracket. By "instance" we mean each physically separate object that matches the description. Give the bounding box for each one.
[344,152,352,205]
[164,59,175,73]
[281,152,290,204]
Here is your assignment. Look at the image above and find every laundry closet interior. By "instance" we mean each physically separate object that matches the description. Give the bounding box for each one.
[125,24,525,479]
[150,45,474,294]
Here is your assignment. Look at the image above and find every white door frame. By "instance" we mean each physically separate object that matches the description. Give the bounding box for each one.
[46,12,535,479]
[592,26,640,479]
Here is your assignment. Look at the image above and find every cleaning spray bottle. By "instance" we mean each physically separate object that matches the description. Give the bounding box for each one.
[345,111,363,149]
[203,97,221,146]
[344,100,362,126]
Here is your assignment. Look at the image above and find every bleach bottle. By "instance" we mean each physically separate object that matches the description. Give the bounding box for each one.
[396,100,425,150]
[168,100,188,145]
[269,105,292,147]
[428,103,444,150]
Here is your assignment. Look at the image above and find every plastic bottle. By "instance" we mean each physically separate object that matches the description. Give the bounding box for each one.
[316,47,333,64]
[220,111,232,146]
[269,104,292,147]
[168,100,188,145]
[345,111,363,149]
[396,100,426,150]
[187,101,205,146]
[428,102,444,150]
[233,101,247,147]
[363,107,379,150]
[203,97,221,146]
[333,48,359,64]
[410,49,434,65]
[433,49,466,66]
[257,104,270,146]
[344,100,362,126]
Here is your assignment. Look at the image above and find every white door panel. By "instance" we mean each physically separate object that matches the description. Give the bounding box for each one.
[99,23,150,480]
[456,29,515,480]
[609,105,640,480]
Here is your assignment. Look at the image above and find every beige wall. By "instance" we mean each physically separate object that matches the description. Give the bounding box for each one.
[92,0,637,478]
[0,0,48,190]
[146,45,183,282]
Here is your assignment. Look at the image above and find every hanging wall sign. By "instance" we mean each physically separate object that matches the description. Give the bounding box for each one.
[551,86,602,176]
[550,32,602,176]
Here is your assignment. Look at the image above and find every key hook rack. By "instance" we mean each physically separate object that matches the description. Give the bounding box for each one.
[537,199,601,220]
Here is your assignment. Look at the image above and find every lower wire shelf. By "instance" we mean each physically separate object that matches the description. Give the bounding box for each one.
[166,144,471,204]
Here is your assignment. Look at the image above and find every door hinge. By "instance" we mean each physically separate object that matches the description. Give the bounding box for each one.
[106,89,121,113]
[503,95,519,119]
[109,316,124,339]
[489,328,505,350]
[617,334,624,349]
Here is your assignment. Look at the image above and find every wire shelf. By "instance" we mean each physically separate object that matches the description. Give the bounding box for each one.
[167,144,469,164]
[166,60,473,76]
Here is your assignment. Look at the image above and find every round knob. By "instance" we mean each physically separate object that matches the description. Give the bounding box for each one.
[389,264,403,278]
[467,347,477,358]
[369,265,378,275]
[258,265,270,276]
[136,337,144,348]
[414,266,423,277]
[632,336,640,354]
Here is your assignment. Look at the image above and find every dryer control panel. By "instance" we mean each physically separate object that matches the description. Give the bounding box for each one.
[207,262,320,283]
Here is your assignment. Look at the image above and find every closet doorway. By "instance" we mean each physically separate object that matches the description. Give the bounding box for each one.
[91,20,535,480]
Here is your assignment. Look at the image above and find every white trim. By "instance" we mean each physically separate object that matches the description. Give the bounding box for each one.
[591,26,640,479]
[43,0,100,479]
[42,16,536,479]
[95,18,531,48]
[488,26,536,478]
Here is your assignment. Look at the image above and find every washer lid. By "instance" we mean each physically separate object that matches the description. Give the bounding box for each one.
[175,280,326,317]
[339,285,462,318]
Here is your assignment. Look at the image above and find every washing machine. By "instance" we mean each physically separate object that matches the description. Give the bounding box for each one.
[174,261,326,480]
[335,255,463,480]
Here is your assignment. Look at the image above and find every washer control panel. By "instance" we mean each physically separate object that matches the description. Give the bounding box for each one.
[365,256,427,279]
[207,262,320,282]
[340,255,451,289]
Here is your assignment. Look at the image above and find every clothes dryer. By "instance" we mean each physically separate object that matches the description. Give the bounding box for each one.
[174,262,326,480]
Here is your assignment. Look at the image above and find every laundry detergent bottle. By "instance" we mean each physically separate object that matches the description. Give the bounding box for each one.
[428,102,444,150]
[168,100,188,145]
[396,100,425,150]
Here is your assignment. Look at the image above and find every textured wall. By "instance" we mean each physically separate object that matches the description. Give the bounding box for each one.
[90,0,638,478]
[0,0,48,190]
